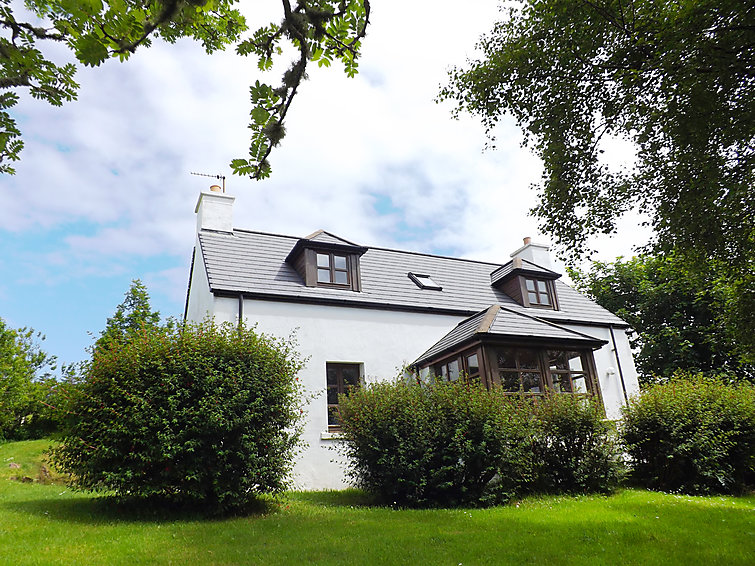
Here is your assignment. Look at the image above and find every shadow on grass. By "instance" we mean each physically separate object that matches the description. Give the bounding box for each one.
[2,493,278,525]
[286,488,380,508]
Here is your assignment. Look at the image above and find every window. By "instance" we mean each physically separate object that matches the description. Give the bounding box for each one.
[466,352,480,380]
[433,349,481,382]
[434,357,461,381]
[326,362,361,430]
[495,347,543,393]
[408,272,442,290]
[524,278,552,307]
[317,252,350,286]
[490,346,596,396]
[286,239,365,291]
[547,350,589,394]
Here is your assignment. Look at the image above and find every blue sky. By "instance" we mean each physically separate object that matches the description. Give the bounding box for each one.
[0,0,648,368]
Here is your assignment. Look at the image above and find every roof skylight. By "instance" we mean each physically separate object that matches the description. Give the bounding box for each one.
[408,272,442,291]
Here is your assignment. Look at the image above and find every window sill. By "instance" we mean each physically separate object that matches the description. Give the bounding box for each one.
[320,431,344,440]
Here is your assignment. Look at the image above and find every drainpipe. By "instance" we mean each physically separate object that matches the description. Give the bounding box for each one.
[609,325,629,405]
[238,293,244,333]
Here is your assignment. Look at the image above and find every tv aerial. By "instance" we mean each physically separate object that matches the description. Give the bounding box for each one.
[191,171,226,193]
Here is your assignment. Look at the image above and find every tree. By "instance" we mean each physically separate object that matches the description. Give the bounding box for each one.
[0,316,58,439]
[441,0,753,263]
[94,278,162,353]
[0,0,370,177]
[440,0,754,361]
[53,321,305,514]
[570,253,754,385]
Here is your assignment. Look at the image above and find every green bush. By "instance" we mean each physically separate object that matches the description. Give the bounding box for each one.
[51,321,304,514]
[531,394,622,494]
[621,375,755,494]
[339,380,620,507]
[339,380,535,507]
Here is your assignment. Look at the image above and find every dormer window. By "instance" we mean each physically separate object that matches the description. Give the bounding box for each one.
[490,258,560,310]
[285,230,367,292]
[525,278,552,307]
[409,272,442,290]
[317,252,350,286]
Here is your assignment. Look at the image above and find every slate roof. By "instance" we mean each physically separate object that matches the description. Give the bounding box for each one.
[196,228,628,327]
[414,305,608,366]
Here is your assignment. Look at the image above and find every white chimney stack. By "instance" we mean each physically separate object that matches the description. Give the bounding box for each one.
[195,189,235,233]
[510,236,553,270]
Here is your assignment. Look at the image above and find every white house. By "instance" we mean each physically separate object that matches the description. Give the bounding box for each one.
[185,189,640,490]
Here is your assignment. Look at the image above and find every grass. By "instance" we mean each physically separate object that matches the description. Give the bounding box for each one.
[1,439,754,565]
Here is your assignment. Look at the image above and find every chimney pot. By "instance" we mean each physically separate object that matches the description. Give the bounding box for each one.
[523,236,532,245]
[210,184,222,193]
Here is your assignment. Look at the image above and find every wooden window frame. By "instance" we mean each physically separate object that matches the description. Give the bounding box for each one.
[492,347,545,394]
[431,347,484,383]
[316,252,350,287]
[486,345,599,399]
[520,277,558,310]
[326,362,362,431]
[303,248,361,291]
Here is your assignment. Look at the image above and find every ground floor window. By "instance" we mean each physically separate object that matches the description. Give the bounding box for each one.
[495,347,543,393]
[326,362,361,430]
[491,346,597,397]
[432,348,481,383]
[426,344,599,400]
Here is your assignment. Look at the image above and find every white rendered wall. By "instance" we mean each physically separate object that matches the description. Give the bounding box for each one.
[185,240,215,323]
[562,323,640,419]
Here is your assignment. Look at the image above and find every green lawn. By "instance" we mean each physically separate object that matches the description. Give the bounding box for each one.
[1,440,753,565]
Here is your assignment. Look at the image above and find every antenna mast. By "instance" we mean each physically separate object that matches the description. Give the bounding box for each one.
[190,171,226,193]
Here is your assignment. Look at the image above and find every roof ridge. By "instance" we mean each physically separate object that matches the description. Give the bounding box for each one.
[229,227,506,268]
[477,304,500,333]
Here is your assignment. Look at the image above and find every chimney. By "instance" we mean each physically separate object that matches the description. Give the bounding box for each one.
[195,187,235,233]
[510,236,553,269]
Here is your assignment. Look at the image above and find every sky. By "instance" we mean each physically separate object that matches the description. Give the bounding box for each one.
[0,0,649,367]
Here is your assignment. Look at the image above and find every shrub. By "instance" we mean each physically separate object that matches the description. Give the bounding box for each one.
[339,380,536,507]
[51,321,304,514]
[531,394,622,494]
[339,380,621,507]
[0,320,60,441]
[621,374,755,494]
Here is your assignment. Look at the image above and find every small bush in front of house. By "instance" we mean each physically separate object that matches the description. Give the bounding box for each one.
[338,379,537,507]
[51,321,304,515]
[621,374,755,494]
[530,394,622,494]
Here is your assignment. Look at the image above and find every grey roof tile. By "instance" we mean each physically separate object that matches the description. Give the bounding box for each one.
[197,229,628,327]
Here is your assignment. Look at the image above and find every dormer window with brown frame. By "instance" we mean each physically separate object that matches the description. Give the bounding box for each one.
[285,232,367,292]
[523,278,555,308]
[490,258,560,310]
[317,252,350,286]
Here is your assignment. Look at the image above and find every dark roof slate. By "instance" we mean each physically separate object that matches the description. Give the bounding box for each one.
[197,229,627,327]
[414,305,607,365]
